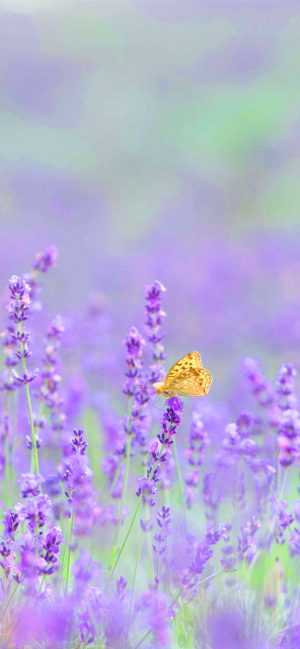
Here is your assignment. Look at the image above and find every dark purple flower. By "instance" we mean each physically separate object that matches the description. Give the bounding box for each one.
[72,429,88,455]
[40,526,63,574]
[137,398,183,508]
[3,510,19,537]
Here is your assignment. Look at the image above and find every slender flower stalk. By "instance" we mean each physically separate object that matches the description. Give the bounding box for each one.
[5,276,39,474]
[137,397,183,541]
[0,248,57,476]
[60,428,97,589]
[144,280,166,384]
[62,510,74,593]
[110,499,142,577]
[38,315,66,450]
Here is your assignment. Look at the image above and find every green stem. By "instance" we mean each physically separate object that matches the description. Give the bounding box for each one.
[146,505,155,581]
[1,581,19,618]
[63,511,74,593]
[115,434,132,546]
[133,629,152,649]
[121,435,132,515]
[133,568,227,649]
[171,567,226,609]
[130,527,143,620]
[110,461,122,495]
[110,499,141,577]
[22,356,39,474]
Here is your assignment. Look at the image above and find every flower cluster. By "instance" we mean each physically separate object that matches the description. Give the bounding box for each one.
[3,252,300,649]
[0,473,62,582]
[1,275,35,391]
[123,326,145,398]
[136,397,183,507]
[182,525,229,596]
[60,428,98,536]
[38,315,66,448]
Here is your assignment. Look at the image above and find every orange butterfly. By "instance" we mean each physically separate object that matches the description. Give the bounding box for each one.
[154,351,212,397]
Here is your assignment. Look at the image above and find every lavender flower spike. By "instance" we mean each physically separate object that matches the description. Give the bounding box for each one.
[137,397,183,508]
[33,245,58,273]
[145,280,166,384]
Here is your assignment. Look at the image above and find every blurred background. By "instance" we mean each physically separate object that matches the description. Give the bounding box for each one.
[1,1,300,402]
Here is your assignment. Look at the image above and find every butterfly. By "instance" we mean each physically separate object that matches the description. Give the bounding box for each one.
[153,351,213,397]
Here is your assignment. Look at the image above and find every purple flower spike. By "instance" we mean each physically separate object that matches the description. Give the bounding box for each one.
[20,473,42,498]
[153,506,171,556]
[60,428,98,536]
[123,326,145,393]
[277,408,300,467]
[72,429,88,455]
[137,397,183,509]
[3,510,19,537]
[244,357,274,408]
[145,280,166,383]
[33,245,58,273]
[276,364,297,411]
[41,526,63,574]
[1,251,56,397]
[122,323,152,453]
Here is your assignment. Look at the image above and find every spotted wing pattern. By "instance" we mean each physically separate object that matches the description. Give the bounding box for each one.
[166,366,212,396]
[160,351,212,396]
[164,351,202,387]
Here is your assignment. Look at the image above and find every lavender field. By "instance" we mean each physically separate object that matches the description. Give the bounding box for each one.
[1,2,300,648]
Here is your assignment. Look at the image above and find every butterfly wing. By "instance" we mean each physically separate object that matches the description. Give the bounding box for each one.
[167,367,213,397]
[164,351,202,387]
